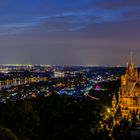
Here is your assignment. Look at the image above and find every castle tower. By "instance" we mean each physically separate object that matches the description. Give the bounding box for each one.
[112,94,117,109]
[112,53,140,119]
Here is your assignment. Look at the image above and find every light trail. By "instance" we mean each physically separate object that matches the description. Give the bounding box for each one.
[84,92,100,100]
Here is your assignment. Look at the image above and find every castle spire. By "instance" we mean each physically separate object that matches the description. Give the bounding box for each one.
[139,70,140,80]
[129,51,133,65]
[112,94,116,101]
[112,94,117,109]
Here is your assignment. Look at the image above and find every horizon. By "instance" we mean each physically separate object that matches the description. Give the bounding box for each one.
[0,63,139,68]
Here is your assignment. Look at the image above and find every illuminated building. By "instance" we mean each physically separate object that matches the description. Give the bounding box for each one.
[54,71,65,78]
[112,53,140,119]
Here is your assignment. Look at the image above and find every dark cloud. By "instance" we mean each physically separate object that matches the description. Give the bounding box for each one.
[93,0,140,9]
[123,9,140,18]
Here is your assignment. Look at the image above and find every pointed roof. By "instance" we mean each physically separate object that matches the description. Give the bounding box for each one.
[112,94,116,102]
[130,51,133,64]
[128,51,133,65]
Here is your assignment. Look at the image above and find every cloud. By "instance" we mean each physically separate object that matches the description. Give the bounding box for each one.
[123,8,140,19]
[0,0,140,35]
[92,0,140,9]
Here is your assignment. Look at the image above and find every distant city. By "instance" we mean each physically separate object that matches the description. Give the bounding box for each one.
[0,64,125,103]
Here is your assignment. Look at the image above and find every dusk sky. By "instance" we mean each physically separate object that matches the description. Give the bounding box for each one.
[0,0,140,66]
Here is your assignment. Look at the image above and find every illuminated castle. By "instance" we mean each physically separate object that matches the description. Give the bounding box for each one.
[112,53,140,119]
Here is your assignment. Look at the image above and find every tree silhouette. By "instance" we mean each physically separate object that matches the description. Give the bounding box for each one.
[0,126,18,140]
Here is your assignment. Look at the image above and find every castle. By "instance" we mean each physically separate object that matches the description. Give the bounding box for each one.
[112,53,140,120]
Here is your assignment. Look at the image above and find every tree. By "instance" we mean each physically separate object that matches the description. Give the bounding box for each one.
[0,126,18,140]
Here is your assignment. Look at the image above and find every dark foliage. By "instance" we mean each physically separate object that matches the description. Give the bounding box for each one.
[0,94,99,140]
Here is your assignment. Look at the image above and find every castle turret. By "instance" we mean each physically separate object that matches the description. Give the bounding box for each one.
[112,94,117,109]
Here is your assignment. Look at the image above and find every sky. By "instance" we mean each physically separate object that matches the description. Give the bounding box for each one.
[0,0,140,66]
